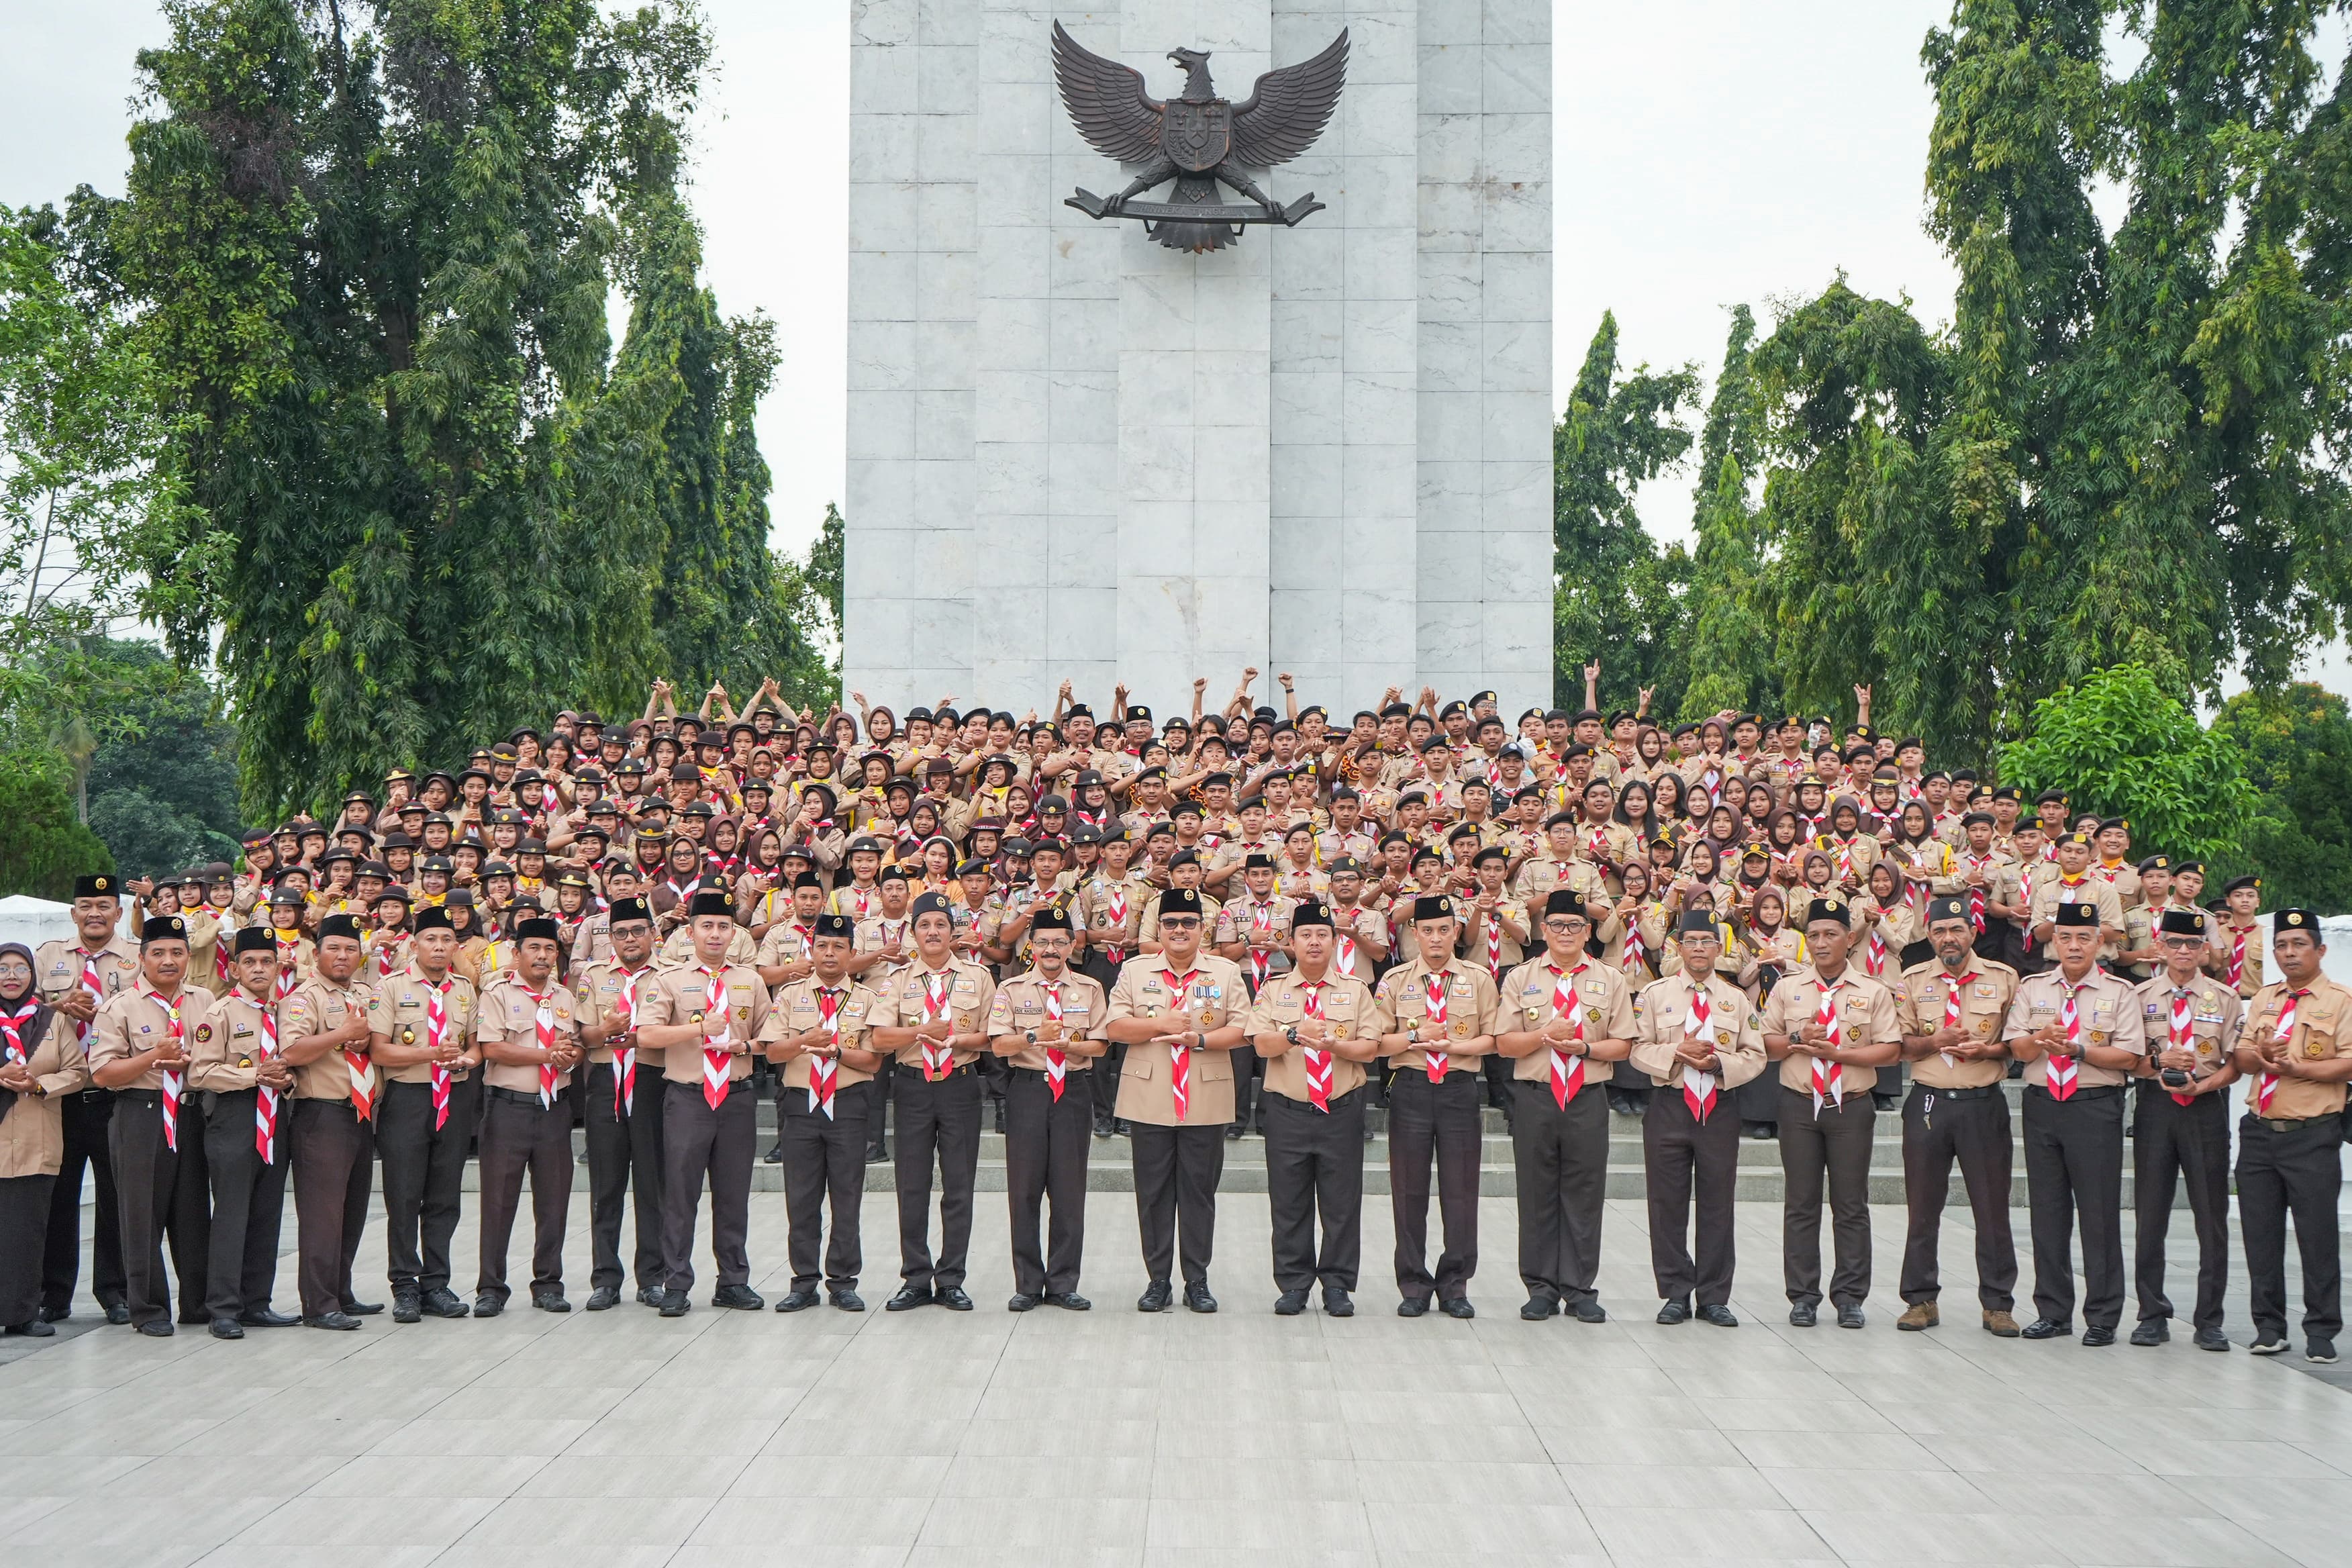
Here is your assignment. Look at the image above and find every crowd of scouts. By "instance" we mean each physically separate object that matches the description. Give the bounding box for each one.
[0,671,2344,1365]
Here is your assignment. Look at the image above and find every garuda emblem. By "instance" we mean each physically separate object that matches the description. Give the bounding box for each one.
[1052,21,1348,253]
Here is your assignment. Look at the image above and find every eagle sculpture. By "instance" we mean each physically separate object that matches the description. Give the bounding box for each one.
[1052,21,1349,252]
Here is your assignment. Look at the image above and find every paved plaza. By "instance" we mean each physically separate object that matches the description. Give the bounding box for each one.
[6,1182,2352,1568]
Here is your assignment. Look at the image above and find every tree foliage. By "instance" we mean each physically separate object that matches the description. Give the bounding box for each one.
[1681,304,1780,718]
[1997,663,2256,859]
[2208,683,2352,912]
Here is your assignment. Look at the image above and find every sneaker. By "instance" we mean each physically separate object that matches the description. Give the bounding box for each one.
[2248,1335,2290,1355]
[2308,1338,2339,1365]
[2129,1320,2169,1346]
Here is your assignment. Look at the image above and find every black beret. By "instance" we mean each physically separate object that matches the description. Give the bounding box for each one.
[412,908,454,933]
[814,913,854,940]
[2052,903,2100,928]
[1409,895,1455,924]
[2222,874,2259,895]
[2138,854,2171,874]
[911,891,954,918]
[1675,911,1719,936]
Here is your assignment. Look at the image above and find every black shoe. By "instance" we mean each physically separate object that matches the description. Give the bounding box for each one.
[2308,1338,2339,1365]
[763,1142,783,1164]
[1184,1282,1217,1314]
[658,1289,689,1318]
[3,1319,56,1337]
[420,1288,469,1319]
[2249,1334,2289,1355]
[392,1293,422,1324]
[865,1140,889,1164]
[2194,1327,2231,1352]
[472,1294,505,1318]
[305,1312,361,1331]
[237,1307,299,1328]
[887,1286,934,1312]
[136,1318,173,1337]
[1323,1287,1354,1318]
[712,1285,764,1310]
[532,1291,571,1314]
[1440,1297,1475,1320]
[1225,1122,1243,1141]
[2082,1324,2116,1347]
[1521,1297,1559,1322]
[1788,1302,1818,1328]
[2130,1320,2169,1346]
[1093,1115,1114,1139]
[38,1304,68,1323]
[1397,1296,1430,1318]
[1571,1300,1608,1324]
[1114,1118,1130,1134]
[1275,1289,1310,1316]
[208,1316,244,1340]
[1137,1279,1173,1313]
[636,1285,666,1308]
[993,1101,1008,1134]
[1044,1291,1090,1311]
[2021,1318,2072,1340]
[830,1289,865,1312]
[1744,1121,1776,1140]
[1836,1305,1866,1330]
[105,1302,132,1326]
[340,1300,384,1316]
[1698,1304,1739,1328]
[1363,1121,1375,1142]
[585,1286,621,1312]
[1007,1293,1040,1312]
[1656,1299,1690,1325]
[938,1287,974,1312]
[774,1290,822,1313]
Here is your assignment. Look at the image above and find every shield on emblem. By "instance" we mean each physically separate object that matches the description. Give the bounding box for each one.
[1162,99,1232,173]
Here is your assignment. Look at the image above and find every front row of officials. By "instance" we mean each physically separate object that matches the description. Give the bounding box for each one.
[3,881,2345,1360]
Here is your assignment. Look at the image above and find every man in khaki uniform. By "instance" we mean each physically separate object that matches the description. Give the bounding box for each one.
[88,914,216,1334]
[1372,895,1500,1318]
[633,889,771,1316]
[1105,887,1249,1312]
[368,905,479,1321]
[278,915,380,1328]
[2002,901,2148,1344]
[2233,909,2350,1362]
[2128,908,2241,1349]
[472,917,581,1315]
[1073,831,1151,1137]
[2208,874,2265,997]
[35,874,136,1324]
[1245,901,1379,1316]
[2026,831,2125,950]
[190,925,299,1337]
[865,891,995,1312]
[986,905,1108,1311]
[1632,913,1767,1326]
[1760,897,1902,1328]
[573,895,666,1310]
[1494,890,1636,1323]
[765,912,883,1312]
[1894,896,2022,1334]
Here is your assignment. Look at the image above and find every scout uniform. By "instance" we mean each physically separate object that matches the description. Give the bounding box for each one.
[472,940,581,1310]
[1214,877,1293,1136]
[34,887,136,1321]
[1498,905,1638,1317]
[189,933,295,1331]
[0,968,89,1334]
[2001,909,2147,1339]
[1371,916,1501,1312]
[767,931,882,1304]
[573,926,667,1306]
[369,941,481,1315]
[281,959,378,1324]
[2129,918,2241,1344]
[866,916,995,1304]
[1073,864,1152,1132]
[1893,940,2020,1329]
[2209,889,2265,997]
[986,925,1108,1303]
[1630,948,1767,1317]
[2235,910,2347,1357]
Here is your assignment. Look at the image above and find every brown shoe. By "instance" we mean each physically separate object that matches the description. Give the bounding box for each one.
[1897,1302,1939,1332]
[1983,1309,2022,1338]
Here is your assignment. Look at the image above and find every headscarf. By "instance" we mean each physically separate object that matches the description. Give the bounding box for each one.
[0,941,49,1122]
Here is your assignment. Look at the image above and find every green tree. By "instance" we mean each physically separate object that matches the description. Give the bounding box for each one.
[2208,683,2352,913]
[1997,663,2255,861]
[0,747,112,900]
[1551,311,1698,714]
[1681,305,1780,718]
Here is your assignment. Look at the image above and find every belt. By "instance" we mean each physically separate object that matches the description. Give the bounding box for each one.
[115,1087,164,1104]
[905,1061,979,1079]
[2025,1083,2122,1101]
[72,1087,115,1104]
[1274,1085,1365,1110]
[1010,1064,1091,1080]
[1908,1083,2002,1101]
[2245,1112,2341,1131]
[486,1085,563,1108]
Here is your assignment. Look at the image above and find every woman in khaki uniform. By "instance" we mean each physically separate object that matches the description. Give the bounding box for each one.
[1,945,85,1336]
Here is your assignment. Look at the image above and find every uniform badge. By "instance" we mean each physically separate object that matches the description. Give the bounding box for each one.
[401,1026,415,1044]
[691,1011,705,1024]
[195,1023,213,1042]
[238,1056,252,1069]
[1586,1007,1602,1024]
[2308,1038,2329,1061]
[1716,1029,1731,1045]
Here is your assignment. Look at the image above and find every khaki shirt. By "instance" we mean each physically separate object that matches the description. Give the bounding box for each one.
[1896,958,2020,1089]
[1496,954,1636,1085]
[2027,875,2124,936]
[765,975,881,1091]
[1216,893,1296,983]
[2133,971,2243,1086]
[189,988,281,1093]
[571,958,665,1067]
[1457,895,1527,977]
[852,914,917,983]
[475,974,583,1094]
[281,976,374,1102]
[89,985,221,1093]
[1139,891,1223,950]
[2208,920,2266,998]
[0,1011,86,1179]
[1321,903,1388,985]
[2001,967,2148,1089]
[1512,855,1604,908]
[1370,958,1502,1065]
[1072,873,1153,959]
[1105,952,1249,1126]
[183,909,232,997]
[867,957,996,1073]
[660,922,756,968]
[366,966,480,1085]
[1243,969,1378,1102]
[1628,975,1768,1091]
[986,968,1109,1073]
[34,934,137,1053]
[756,916,820,971]
[1757,966,1902,1095]
[635,962,772,1083]
[2240,975,2351,1120]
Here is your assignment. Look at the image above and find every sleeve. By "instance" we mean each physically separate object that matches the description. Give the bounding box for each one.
[742,974,774,1038]
[985,984,1016,1038]
[36,1026,88,1095]
[1757,981,1796,1039]
[1863,981,1903,1045]
[1242,983,1279,1037]
[1104,965,1142,1024]
[1079,979,1111,1040]
[279,989,315,1040]
[1624,988,1677,1079]
[1472,970,1501,1034]
[2000,983,2037,1041]
[1716,989,1769,1088]
[1602,973,1638,1038]
[633,975,675,1029]
[87,997,133,1075]
[364,984,390,1036]
[474,988,513,1043]
[1367,971,1400,1036]
[2106,982,2149,1057]
[754,987,791,1042]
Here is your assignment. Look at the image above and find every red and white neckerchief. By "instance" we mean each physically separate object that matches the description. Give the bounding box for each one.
[251,991,281,1163]
[1298,980,1333,1112]
[610,965,645,1116]
[1040,980,1069,1102]
[699,965,732,1109]
[526,986,561,1108]
[1585,825,1611,866]
[1162,967,1202,1118]
[2254,987,2308,1115]
[1101,882,1130,965]
[212,929,232,983]
[1939,969,1975,1069]
[2057,874,2086,905]
[1482,905,1505,976]
[1680,982,1719,1123]
[1547,962,1587,1109]
[1961,853,1992,930]
[1863,922,1888,977]
[1,997,40,1066]
[1700,766,1722,805]
[810,985,843,1118]
[2166,988,2200,1107]
[1420,971,1451,1083]
[2227,926,2249,989]
[1809,978,1844,1114]
[375,934,401,979]
[848,884,875,922]
[146,989,187,1151]
[1333,917,1361,979]
[2048,979,2084,1100]
[422,974,457,1130]
[918,967,957,1081]
[273,932,303,999]
[1246,901,1275,989]
[1621,912,1648,977]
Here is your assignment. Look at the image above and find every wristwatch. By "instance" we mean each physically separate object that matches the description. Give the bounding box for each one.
[1024,1029,1038,1046]
[1284,1026,1301,1046]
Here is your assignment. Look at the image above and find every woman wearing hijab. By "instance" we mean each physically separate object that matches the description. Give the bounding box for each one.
[1,942,87,1336]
